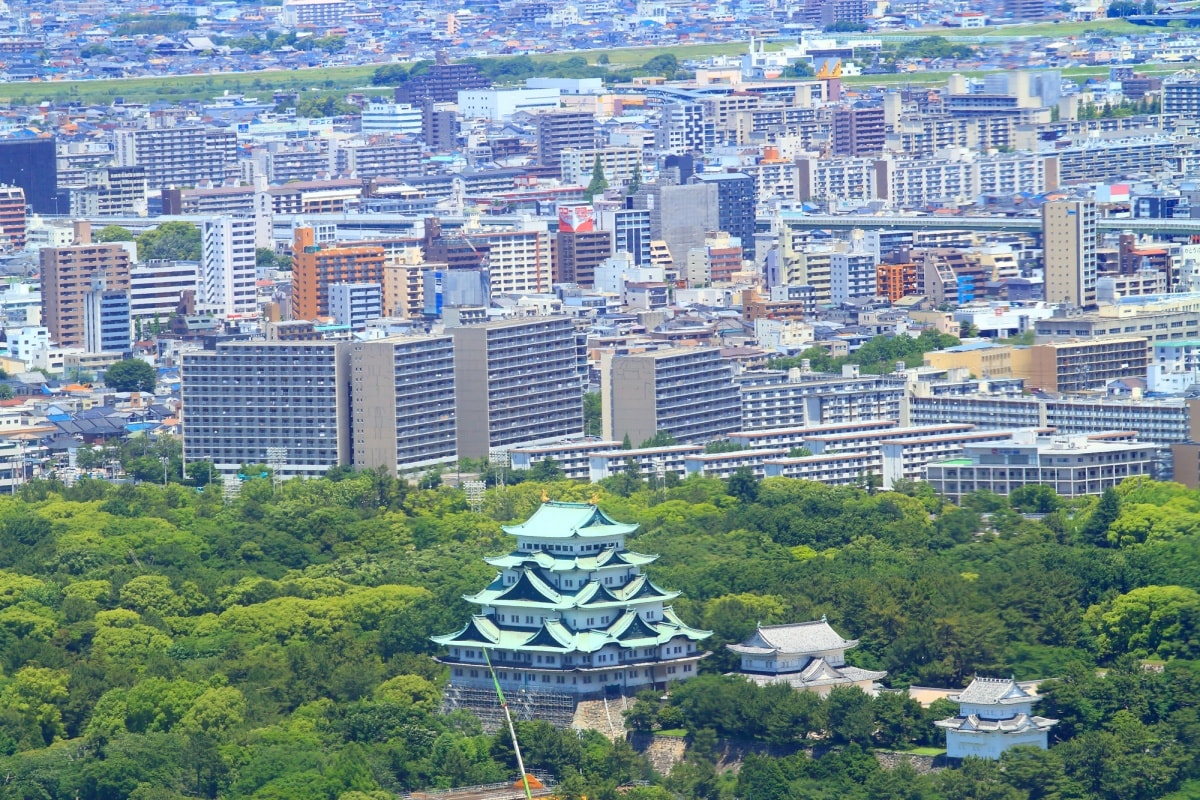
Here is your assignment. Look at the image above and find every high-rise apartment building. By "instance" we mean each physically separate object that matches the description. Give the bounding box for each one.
[201,217,259,319]
[830,250,879,303]
[602,347,743,445]
[395,60,491,104]
[348,335,458,473]
[0,185,26,249]
[450,316,584,458]
[876,262,919,302]
[114,127,238,190]
[41,230,133,349]
[181,341,350,477]
[656,103,716,156]
[291,227,386,319]
[691,172,757,260]
[634,181,720,270]
[553,206,611,286]
[1043,199,1097,308]
[280,0,348,28]
[328,282,382,330]
[70,166,148,217]
[536,110,597,171]
[832,106,886,157]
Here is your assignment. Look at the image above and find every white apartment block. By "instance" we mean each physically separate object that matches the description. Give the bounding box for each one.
[200,217,258,319]
[131,260,199,325]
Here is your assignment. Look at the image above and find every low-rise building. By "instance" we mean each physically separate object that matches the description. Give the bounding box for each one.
[935,677,1057,760]
[728,619,887,696]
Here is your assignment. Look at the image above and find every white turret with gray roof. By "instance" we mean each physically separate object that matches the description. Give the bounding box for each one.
[727,618,887,696]
[935,676,1058,759]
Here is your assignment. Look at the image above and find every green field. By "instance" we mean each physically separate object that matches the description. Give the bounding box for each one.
[0,16,1180,107]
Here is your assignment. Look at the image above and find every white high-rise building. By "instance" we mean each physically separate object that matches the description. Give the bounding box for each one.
[201,217,258,319]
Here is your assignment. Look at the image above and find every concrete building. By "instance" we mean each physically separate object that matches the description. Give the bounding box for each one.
[457,87,560,121]
[656,103,715,156]
[200,217,258,319]
[738,371,905,430]
[114,127,237,191]
[926,430,1155,503]
[328,282,383,330]
[130,260,199,328]
[560,147,641,187]
[830,250,878,303]
[359,103,422,135]
[554,228,613,286]
[602,347,742,445]
[0,185,25,250]
[291,227,386,319]
[510,439,623,481]
[348,335,457,473]
[833,106,886,157]
[634,181,720,272]
[450,316,584,458]
[281,0,348,28]
[537,110,598,171]
[40,232,133,350]
[70,166,148,217]
[1026,337,1149,393]
[598,206,652,266]
[82,276,131,355]
[691,172,757,260]
[1043,199,1097,308]
[181,341,350,477]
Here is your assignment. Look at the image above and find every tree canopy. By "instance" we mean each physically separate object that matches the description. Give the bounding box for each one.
[104,358,157,392]
[137,221,201,262]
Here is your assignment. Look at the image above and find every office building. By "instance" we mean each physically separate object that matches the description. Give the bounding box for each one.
[82,277,132,354]
[598,206,652,266]
[292,227,386,319]
[328,282,383,330]
[0,185,25,250]
[421,100,459,151]
[0,137,60,214]
[200,217,258,319]
[181,341,350,477]
[536,111,598,171]
[602,347,742,445]
[459,88,561,121]
[348,335,457,473]
[1042,199,1097,307]
[130,260,199,328]
[359,103,422,135]
[114,127,238,191]
[926,431,1155,503]
[450,316,584,458]
[691,172,757,260]
[40,231,133,350]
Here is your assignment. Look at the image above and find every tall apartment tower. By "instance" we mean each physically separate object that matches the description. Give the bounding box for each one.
[70,166,149,217]
[0,185,26,249]
[601,347,742,445]
[41,227,133,349]
[536,110,598,171]
[291,226,386,319]
[1043,199,1097,308]
[348,335,458,473]
[201,217,259,319]
[0,137,59,213]
[832,106,886,157]
[656,103,715,156]
[181,341,350,477]
[691,172,758,260]
[450,316,584,458]
[598,206,653,266]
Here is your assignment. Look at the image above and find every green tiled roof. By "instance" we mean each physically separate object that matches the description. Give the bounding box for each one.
[484,547,658,571]
[431,608,711,653]
[502,502,639,539]
[465,567,681,610]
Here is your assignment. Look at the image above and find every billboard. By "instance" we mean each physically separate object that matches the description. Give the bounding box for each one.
[558,205,595,233]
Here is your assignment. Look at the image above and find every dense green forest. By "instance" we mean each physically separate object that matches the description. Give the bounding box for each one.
[0,463,1198,800]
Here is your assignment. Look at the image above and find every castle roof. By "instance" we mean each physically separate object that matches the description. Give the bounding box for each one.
[432,607,710,653]
[727,619,857,656]
[738,656,888,689]
[484,547,658,571]
[950,677,1040,706]
[934,713,1058,734]
[466,567,679,609]
[502,501,638,539]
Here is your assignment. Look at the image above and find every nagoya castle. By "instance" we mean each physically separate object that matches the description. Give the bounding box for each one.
[434,501,711,729]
